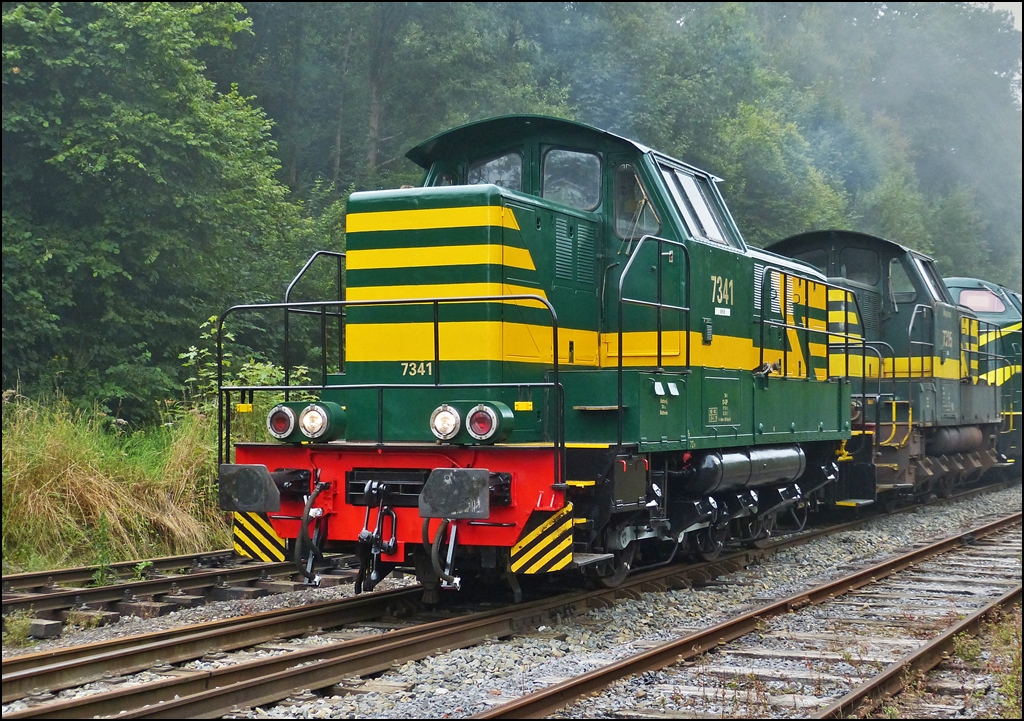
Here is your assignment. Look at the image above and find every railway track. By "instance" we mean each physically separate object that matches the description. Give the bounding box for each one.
[475,511,1022,719]
[3,550,239,592]
[4,486,1017,719]
[1,552,359,629]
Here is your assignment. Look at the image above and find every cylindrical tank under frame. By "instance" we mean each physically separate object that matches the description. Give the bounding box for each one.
[686,445,807,496]
[925,426,986,456]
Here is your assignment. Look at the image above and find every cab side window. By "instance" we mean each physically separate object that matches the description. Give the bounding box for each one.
[839,247,879,286]
[889,258,917,303]
[542,149,601,210]
[468,152,523,191]
[614,164,660,240]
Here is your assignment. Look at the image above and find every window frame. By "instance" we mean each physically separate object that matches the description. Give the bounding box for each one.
[467,150,525,192]
[541,147,602,212]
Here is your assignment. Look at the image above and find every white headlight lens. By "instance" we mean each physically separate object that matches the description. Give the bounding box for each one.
[430,404,461,440]
[299,405,329,438]
[267,406,296,439]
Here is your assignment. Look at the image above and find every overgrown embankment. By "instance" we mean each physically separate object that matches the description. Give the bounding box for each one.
[1,393,230,573]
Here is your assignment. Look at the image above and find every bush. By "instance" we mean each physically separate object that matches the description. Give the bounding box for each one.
[1,391,230,573]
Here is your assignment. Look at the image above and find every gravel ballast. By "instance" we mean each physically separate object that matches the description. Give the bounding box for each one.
[3,483,1020,719]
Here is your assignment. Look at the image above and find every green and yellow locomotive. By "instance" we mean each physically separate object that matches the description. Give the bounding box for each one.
[216,116,1005,600]
[768,231,1008,502]
[943,276,1022,471]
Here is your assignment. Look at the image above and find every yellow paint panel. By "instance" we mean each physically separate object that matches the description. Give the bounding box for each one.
[347,244,536,272]
[348,321,502,362]
[980,322,1022,347]
[347,282,548,306]
[829,311,859,325]
[806,282,827,311]
[600,330,680,359]
[980,364,1022,386]
[347,205,520,233]
[830,354,881,377]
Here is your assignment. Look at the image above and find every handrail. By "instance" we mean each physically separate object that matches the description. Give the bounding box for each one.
[615,235,692,447]
[216,293,564,485]
[282,251,346,398]
[906,304,934,380]
[757,264,867,382]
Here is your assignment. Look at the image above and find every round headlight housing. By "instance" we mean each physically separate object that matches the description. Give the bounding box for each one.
[430,404,461,441]
[299,404,330,439]
[467,404,499,441]
[267,405,296,440]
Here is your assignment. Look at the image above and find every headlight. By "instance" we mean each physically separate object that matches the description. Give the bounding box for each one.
[467,404,498,441]
[430,404,461,440]
[267,405,296,439]
[299,404,330,439]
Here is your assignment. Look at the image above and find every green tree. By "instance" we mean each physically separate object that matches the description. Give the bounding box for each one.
[716,103,847,247]
[2,2,302,418]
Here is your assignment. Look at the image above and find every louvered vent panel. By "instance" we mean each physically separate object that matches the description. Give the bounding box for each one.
[576,224,595,283]
[754,264,764,310]
[555,217,573,280]
[860,291,880,336]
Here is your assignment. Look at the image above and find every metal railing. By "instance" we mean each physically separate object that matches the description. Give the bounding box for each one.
[216,293,565,485]
[615,235,692,446]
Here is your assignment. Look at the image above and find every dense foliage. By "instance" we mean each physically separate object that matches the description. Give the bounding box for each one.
[3,1,1021,417]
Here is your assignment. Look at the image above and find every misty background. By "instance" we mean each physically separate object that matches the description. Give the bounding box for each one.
[3,2,1022,418]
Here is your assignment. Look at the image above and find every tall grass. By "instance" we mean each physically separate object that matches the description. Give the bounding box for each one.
[1,392,230,573]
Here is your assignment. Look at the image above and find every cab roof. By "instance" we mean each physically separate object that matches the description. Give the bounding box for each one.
[766,229,920,259]
[405,114,652,169]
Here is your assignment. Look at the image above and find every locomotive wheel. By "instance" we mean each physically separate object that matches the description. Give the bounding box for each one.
[598,542,637,588]
[696,524,729,562]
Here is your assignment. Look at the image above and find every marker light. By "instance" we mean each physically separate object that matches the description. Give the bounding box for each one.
[267,405,296,439]
[430,404,461,441]
[467,404,499,441]
[299,404,330,439]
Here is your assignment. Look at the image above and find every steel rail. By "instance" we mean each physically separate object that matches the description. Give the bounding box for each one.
[0,518,882,715]
[1,550,238,591]
[1,586,422,703]
[812,583,1022,718]
[5,484,1016,714]
[472,511,1023,719]
[1,560,302,616]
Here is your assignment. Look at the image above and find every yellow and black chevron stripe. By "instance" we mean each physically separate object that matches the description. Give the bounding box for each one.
[233,512,286,562]
[510,503,575,574]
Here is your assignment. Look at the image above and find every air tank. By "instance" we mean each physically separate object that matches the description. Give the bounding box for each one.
[926,426,985,456]
[687,446,806,496]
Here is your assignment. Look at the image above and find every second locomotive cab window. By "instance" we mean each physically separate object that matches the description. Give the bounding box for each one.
[542,149,601,210]
[839,247,879,286]
[889,258,917,303]
[468,152,523,191]
[958,288,1007,313]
